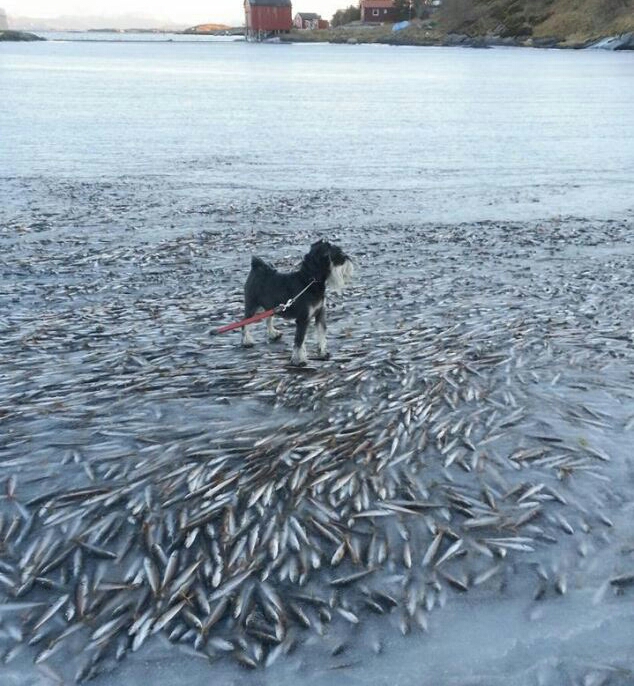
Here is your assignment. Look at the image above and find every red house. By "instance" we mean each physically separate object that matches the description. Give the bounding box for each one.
[360,0,398,23]
[244,0,293,39]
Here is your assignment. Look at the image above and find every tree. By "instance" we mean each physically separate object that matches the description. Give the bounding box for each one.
[393,1,431,21]
[331,4,361,27]
[393,0,413,21]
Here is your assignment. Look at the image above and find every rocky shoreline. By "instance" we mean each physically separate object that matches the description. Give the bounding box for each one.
[440,30,634,50]
[438,31,634,49]
[283,27,634,51]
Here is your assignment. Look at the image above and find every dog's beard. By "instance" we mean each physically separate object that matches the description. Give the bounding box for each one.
[326,259,354,294]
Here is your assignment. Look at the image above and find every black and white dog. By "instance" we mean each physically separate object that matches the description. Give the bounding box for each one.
[242,240,353,366]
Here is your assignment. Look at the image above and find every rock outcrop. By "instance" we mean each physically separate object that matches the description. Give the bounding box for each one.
[588,32,634,50]
[0,30,45,41]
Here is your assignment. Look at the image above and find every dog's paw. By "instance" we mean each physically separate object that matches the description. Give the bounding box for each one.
[268,332,283,342]
[242,341,255,349]
[290,347,308,366]
[316,351,331,361]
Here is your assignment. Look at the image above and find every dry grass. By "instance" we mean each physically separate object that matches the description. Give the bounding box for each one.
[434,0,634,41]
[284,25,394,43]
[535,0,633,38]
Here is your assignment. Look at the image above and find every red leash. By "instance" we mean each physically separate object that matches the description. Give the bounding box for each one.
[212,308,277,335]
[211,279,316,336]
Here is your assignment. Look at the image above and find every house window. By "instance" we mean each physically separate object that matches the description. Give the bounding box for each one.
[372,8,379,15]
[384,8,388,12]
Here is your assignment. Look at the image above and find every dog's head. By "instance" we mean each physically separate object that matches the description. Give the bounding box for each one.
[304,240,354,293]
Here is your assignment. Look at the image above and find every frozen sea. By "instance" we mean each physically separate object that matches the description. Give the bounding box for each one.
[1,35,634,686]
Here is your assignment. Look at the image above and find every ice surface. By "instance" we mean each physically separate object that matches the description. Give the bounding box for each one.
[1,39,634,686]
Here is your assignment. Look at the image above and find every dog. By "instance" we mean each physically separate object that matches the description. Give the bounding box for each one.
[242,240,353,366]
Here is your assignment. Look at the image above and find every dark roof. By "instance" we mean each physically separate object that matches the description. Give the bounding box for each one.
[297,12,320,19]
[246,0,292,6]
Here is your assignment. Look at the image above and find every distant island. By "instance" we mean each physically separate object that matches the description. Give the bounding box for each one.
[183,23,245,36]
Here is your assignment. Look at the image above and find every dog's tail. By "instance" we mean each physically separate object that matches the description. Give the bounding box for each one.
[251,256,271,271]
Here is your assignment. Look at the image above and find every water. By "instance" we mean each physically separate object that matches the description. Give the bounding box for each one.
[34,31,239,42]
[1,39,633,227]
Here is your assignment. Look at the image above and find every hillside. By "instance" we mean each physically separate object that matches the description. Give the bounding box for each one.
[287,0,633,48]
[436,0,634,44]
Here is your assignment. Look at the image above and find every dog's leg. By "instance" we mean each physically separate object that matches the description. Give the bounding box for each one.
[242,324,255,347]
[266,315,282,342]
[290,316,309,366]
[242,297,257,348]
[314,307,330,360]
[241,308,256,348]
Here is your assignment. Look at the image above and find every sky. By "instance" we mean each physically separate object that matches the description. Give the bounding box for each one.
[2,0,350,26]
